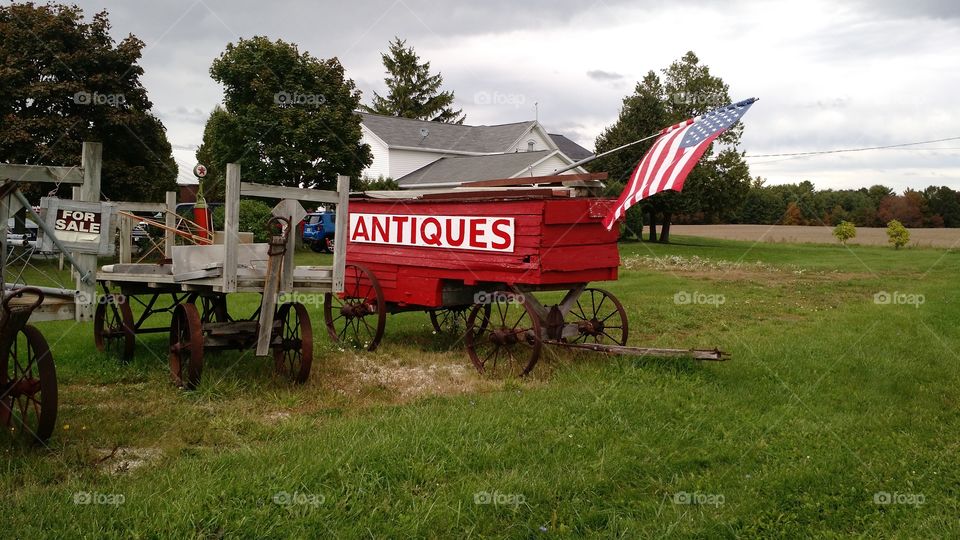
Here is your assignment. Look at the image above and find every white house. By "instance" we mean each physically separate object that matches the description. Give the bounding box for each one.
[358,112,593,189]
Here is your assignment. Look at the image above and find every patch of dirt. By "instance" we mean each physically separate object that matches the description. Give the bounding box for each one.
[333,355,493,402]
[262,411,291,424]
[95,446,163,474]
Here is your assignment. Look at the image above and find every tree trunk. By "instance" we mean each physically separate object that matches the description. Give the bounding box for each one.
[659,212,672,243]
[647,210,658,242]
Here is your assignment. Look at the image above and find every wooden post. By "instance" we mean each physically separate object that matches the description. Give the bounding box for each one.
[222,163,240,293]
[164,191,176,258]
[0,192,8,279]
[75,142,101,321]
[119,215,133,264]
[332,175,349,294]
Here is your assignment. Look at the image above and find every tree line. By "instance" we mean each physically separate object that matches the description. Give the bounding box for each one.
[731,180,960,228]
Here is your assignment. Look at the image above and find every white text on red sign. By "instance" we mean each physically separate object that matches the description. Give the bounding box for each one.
[349,213,515,252]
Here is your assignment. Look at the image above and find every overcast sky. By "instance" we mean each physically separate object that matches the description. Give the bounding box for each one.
[65,0,960,192]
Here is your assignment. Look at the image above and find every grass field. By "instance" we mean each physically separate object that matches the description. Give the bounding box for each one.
[3,236,959,538]
[669,224,960,248]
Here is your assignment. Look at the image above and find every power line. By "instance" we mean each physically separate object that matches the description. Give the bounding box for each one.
[744,135,960,160]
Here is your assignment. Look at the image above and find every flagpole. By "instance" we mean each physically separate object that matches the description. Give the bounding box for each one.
[553,131,660,175]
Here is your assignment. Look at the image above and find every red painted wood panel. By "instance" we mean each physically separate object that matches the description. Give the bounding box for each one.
[345,196,620,307]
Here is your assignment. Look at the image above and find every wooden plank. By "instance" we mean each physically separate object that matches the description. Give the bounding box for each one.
[542,224,619,247]
[119,215,133,264]
[549,341,728,361]
[0,164,84,184]
[223,164,240,293]
[172,243,268,274]
[74,142,101,322]
[164,191,176,258]
[458,172,608,188]
[539,245,619,272]
[272,199,306,293]
[332,175,349,294]
[241,181,340,204]
[173,267,222,282]
[418,189,568,201]
[350,199,545,217]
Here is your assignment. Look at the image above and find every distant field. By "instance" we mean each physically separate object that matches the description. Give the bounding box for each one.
[4,240,960,536]
[669,224,960,248]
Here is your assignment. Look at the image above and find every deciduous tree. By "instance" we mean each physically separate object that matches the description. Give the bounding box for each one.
[0,2,176,201]
[197,37,371,193]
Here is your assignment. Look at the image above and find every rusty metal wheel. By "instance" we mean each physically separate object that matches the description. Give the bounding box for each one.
[428,304,491,336]
[324,263,386,351]
[274,302,313,383]
[465,296,542,377]
[169,303,204,390]
[94,295,135,362]
[568,288,629,346]
[0,325,57,443]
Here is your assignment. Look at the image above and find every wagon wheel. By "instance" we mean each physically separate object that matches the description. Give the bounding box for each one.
[273,302,313,383]
[93,295,135,362]
[568,288,629,346]
[169,303,204,390]
[324,263,386,351]
[465,296,542,377]
[0,326,58,443]
[429,304,491,336]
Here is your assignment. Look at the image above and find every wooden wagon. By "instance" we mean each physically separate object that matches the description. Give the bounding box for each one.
[94,164,348,389]
[324,179,726,376]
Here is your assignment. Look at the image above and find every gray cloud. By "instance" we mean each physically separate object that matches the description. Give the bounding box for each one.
[586,70,625,82]
[53,0,960,192]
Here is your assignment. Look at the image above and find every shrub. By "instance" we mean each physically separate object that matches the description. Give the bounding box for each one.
[886,219,910,249]
[212,199,275,243]
[832,220,856,245]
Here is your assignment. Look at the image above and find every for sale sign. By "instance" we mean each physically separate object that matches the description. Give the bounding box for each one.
[39,197,116,255]
[54,209,102,243]
[349,213,515,253]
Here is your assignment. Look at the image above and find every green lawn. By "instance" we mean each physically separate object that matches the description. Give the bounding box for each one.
[2,236,959,538]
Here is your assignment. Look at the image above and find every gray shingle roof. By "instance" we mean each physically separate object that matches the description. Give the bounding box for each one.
[549,133,594,161]
[360,112,536,153]
[396,151,556,187]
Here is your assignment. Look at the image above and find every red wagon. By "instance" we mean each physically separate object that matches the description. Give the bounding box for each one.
[323,181,725,376]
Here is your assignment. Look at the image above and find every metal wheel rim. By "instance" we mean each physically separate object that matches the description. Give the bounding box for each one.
[323,263,386,351]
[568,288,629,346]
[274,302,313,383]
[169,303,203,390]
[93,296,135,361]
[465,298,542,377]
[0,325,57,443]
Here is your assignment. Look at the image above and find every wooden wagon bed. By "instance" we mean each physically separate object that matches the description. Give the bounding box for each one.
[346,191,620,308]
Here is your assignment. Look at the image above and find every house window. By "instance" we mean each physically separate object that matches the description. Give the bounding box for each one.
[527,140,535,152]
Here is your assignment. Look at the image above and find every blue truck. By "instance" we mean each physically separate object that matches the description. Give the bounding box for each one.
[302,210,336,253]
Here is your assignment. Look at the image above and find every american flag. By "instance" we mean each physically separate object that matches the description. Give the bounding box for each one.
[602,98,757,231]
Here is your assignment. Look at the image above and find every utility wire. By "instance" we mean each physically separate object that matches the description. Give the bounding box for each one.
[745,135,960,159]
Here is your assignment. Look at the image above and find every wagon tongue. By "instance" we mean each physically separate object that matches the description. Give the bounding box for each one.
[547,341,729,361]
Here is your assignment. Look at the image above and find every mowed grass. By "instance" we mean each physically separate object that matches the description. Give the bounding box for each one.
[3,236,960,538]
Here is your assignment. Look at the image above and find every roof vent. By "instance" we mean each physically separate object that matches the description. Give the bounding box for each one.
[420,127,429,140]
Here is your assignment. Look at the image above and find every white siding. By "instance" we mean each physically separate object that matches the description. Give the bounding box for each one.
[388,149,445,179]
[360,128,390,180]
[517,154,576,177]
[510,128,552,153]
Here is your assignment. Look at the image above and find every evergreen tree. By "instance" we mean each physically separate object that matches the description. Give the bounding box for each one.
[362,37,464,124]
